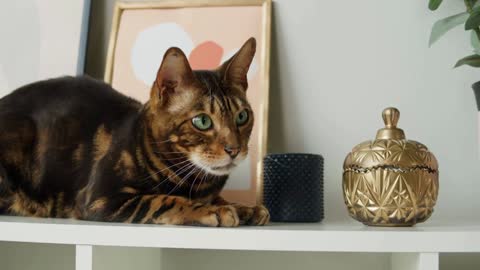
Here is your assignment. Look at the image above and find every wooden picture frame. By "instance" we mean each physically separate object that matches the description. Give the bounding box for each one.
[104,0,271,205]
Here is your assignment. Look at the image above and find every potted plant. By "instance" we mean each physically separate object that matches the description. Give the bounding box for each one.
[428,0,480,147]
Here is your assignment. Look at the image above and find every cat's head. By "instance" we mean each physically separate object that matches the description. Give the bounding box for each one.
[145,38,256,176]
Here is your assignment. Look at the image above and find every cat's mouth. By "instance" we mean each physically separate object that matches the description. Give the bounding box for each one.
[211,163,236,171]
[197,161,237,176]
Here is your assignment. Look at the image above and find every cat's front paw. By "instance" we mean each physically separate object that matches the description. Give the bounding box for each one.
[235,205,270,226]
[213,205,240,227]
[189,204,239,227]
[250,205,270,225]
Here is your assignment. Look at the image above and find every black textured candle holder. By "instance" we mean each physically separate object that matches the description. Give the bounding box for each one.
[263,153,324,222]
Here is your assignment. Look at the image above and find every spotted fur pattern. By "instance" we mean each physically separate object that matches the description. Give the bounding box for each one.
[0,38,269,226]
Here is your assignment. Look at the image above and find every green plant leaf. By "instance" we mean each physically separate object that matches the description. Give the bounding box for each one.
[429,12,469,46]
[454,54,480,68]
[471,31,480,54]
[465,6,480,30]
[428,0,443,10]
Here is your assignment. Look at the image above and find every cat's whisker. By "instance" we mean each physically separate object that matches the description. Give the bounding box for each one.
[152,151,185,154]
[189,169,204,200]
[179,166,199,194]
[202,156,219,159]
[159,156,188,162]
[151,161,194,190]
[195,174,204,193]
[195,170,208,193]
[201,153,218,156]
[138,159,191,183]
[166,164,197,195]
[148,139,172,145]
[201,152,227,157]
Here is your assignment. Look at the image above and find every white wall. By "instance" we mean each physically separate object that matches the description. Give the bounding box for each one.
[0,0,89,93]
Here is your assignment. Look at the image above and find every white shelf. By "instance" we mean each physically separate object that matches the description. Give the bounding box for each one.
[0,216,479,253]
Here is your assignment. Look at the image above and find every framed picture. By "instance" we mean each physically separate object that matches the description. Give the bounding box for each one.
[0,0,91,95]
[105,0,271,205]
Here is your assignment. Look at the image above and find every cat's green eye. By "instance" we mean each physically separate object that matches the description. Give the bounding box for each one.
[192,114,213,131]
[236,110,249,126]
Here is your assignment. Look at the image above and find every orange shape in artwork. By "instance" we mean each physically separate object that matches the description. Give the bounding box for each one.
[188,41,224,70]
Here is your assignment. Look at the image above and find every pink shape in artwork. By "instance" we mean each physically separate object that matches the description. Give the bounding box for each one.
[188,41,224,70]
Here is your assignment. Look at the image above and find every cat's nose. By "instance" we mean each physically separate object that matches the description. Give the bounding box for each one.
[224,145,240,159]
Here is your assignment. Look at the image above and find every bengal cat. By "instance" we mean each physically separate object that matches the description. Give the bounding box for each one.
[0,38,270,227]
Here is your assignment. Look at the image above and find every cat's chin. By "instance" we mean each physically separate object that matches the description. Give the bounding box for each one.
[189,153,247,176]
[208,163,237,176]
[193,162,235,176]
[188,158,234,176]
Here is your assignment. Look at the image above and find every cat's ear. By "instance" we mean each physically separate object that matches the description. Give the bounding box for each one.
[151,47,194,105]
[218,37,256,91]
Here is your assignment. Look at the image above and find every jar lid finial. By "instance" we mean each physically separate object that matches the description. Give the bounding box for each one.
[376,107,406,140]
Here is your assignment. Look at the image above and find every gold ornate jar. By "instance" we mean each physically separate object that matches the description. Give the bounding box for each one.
[342,107,439,226]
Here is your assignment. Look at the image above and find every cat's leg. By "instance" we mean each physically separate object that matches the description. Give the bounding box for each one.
[213,197,270,226]
[0,162,14,215]
[86,194,240,227]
